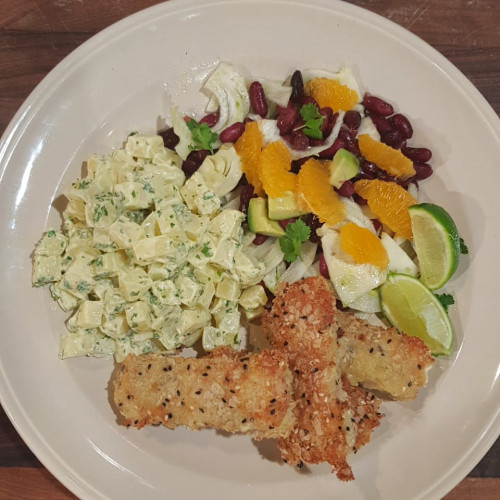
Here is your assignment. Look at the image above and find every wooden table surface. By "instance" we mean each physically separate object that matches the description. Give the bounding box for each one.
[0,0,499,498]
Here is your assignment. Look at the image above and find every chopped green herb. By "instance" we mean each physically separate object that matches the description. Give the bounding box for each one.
[279,219,311,263]
[186,118,218,154]
[298,103,324,140]
[459,237,469,255]
[435,293,455,313]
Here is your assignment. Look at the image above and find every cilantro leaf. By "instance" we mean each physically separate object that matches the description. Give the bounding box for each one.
[435,293,455,313]
[186,119,218,154]
[279,219,311,263]
[459,237,469,255]
[299,103,325,140]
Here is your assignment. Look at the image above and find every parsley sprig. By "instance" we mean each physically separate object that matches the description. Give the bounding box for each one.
[435,293,455,313]
[279,219,311,263]
[298,103,325,140]
[186,119,218,154]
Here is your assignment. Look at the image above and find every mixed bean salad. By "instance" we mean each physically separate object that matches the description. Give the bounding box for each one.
[32,61,458,362]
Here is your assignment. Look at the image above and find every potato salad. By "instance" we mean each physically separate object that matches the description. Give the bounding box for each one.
[33,135,278,362]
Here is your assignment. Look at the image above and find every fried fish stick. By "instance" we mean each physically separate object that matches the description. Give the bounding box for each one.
[262,277,383,481]
[113,347,295,440]
[337,311,434,401]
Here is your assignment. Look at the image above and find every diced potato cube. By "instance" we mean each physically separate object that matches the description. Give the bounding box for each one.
[238,284,267,311]
[109,216,145,249]
[114,181,150,210]
[76,300,103,328]
[119,267,152,301]
[125,134,164,160]
[125,300,152,332]
[35,230,68,256]
[32,255,63,287]
[215,276,241,301]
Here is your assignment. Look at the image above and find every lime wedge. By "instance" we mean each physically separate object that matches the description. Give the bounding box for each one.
[409,203,461,290]
[379,273,453,356]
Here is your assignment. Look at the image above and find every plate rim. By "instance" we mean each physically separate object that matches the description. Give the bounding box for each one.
[0,1,499,499]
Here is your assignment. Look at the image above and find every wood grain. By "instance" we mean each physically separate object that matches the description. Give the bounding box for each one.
[0,0,498,498]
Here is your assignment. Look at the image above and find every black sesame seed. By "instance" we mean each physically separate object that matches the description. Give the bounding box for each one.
[147,363,152,370]
[242,418,247,424]
[338,426,342,431]
[222,398,227,403]
[417,364,422,370]
[346,426,350,431]
[290,324,295,329]
[199,408,204,413]
[270,409,276,415]
[230,389,235,393]
[297,461,304,469]
[195,390,202,395]
[168,413,172,419]
[270,398,276,404]
[408,381,413,387]
[301,393,306,398]
[225,376,230,382]
[387,339,392,344]
[284,341,289,346]
[369,347,374,353]
[202,372,208,377]
[118,402,123,407]
[242,364,248,370]
[134,420,138,425]
[187,364,191,371]
[176,390,181,396]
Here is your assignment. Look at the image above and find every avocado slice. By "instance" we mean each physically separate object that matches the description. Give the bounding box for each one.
[268,192,309,220]
[329,148,360,188]
[247,197,285,237]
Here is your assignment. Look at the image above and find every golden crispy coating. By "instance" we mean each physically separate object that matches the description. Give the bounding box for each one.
[113,347,295,440]
[337,311,434,401]
[262,277,383,481]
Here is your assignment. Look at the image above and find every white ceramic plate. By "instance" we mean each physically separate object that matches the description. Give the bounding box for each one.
[1,0,499,498]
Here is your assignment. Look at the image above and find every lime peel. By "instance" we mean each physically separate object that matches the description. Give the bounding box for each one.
[409,203,461,290]
[379,272,453,356]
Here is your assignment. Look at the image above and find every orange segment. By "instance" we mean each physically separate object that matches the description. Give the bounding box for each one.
[235,121,265,196]
[340,222,389,269]
[297,158,345,226]
[358,134,415,180]
[353,179,417,240]
[259,141,297,198]
[304,78,359,112]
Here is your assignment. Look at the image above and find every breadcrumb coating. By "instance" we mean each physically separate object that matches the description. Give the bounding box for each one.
[262,277,383,481]
[113,347,295,440]
[337,311,434,401]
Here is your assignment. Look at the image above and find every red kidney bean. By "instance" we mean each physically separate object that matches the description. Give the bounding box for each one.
[319,107,335,136]
[291,156,311,174]
[319,254,330,279]
[309,138,326,147]
[338,129,360,156]
[277,103,298,135]
[303,213,322,243]
[249,81,268,118]
[343,110,361,132]
[413,162,433,180]
[390,113,413,139]
[198,113,219,127]
[353,193,367,206]
[297,95,319,109]
[318,136,346,159]
[371,219,382,234]
[182,149,210,177]
[369,114,393,134]
[402,146,432,163]
[253,234,268,245]
[279,218,297,230]
[219,122,245,143]
[159,127,180,150]
[337,180,355,198]
[381,130,406,149]
[360,159,379,178]
[238,184,255,215]
[290,70,304,103]
[291,131,309,151]
[363,94,394,116]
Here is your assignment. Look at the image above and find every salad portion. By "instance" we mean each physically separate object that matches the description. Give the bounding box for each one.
[32,61,466,362]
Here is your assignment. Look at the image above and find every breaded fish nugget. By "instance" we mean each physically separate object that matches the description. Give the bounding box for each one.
[337,312,434,401]
[262,277,383,481]
[113,347,295,440]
